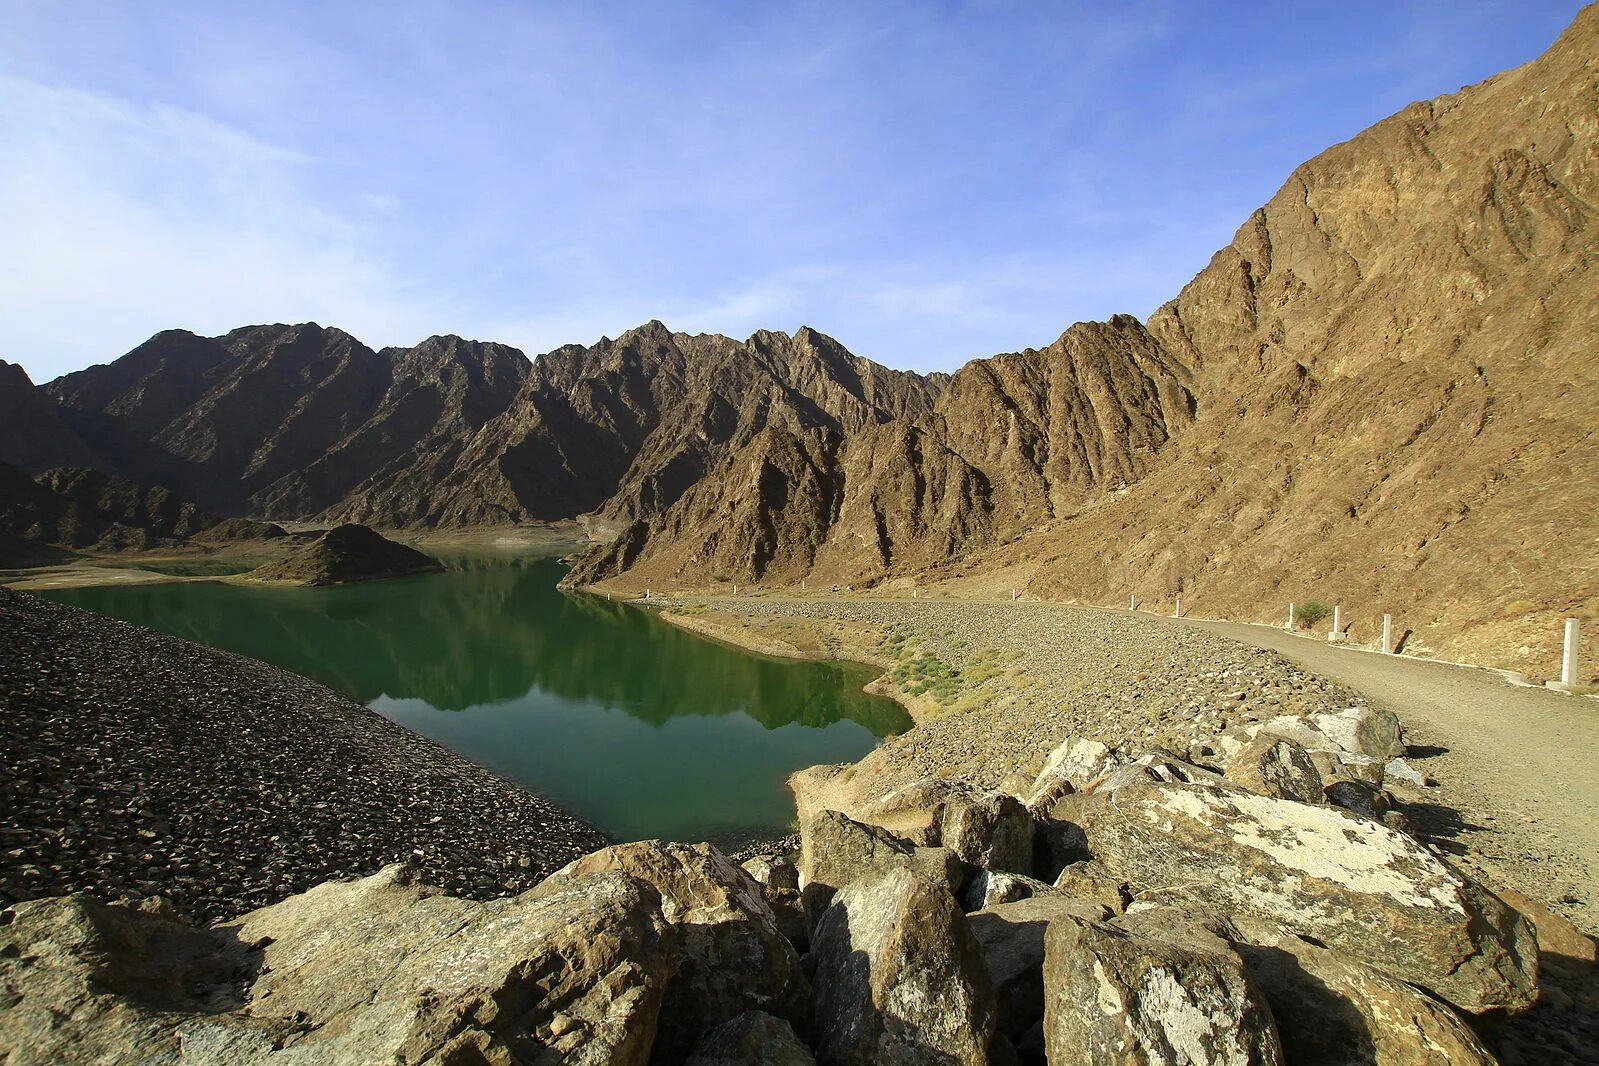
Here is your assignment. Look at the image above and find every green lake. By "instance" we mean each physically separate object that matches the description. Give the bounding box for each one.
[37,553,909,844]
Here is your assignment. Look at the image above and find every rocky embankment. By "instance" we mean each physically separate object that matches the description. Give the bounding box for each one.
[6,699,1596,1064]
[0,588,607,924]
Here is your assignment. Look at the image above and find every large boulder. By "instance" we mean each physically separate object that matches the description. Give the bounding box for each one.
[742,853,807,949]
[810,867,995,1066]
[1042,914,1284,1065]
[1,865,678,1065]
[0,893,249,1065]
[1239,936,1498,1065]
[1223,733,1325,804]
[1072,782,1539,1014]
[546,841,810,1061]
[684,1011,818,1066]
[969,895,1108,1038]
[1027,738,1117,809]
[1312,707,1405,761]
[797,809,966,917]
[862,778,1033,873]
[209,864,677,1065]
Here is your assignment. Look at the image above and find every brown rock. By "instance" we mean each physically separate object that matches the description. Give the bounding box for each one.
[1074,781,1538,1014]
[546,841,810,1061]
[1042,915,1283,1065]
[1223,733,1325,804]
[1239,936,1498,1065]
[810,867,994,1066]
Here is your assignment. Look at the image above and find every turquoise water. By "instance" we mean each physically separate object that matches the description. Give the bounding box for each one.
[38,554,908,844]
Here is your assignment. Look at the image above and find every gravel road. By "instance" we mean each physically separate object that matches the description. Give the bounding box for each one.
[0,588,608,923]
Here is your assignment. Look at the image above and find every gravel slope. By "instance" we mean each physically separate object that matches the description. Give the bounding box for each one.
[0,588,608,923]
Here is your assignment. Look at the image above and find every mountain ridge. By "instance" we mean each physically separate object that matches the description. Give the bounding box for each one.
[2,4,1594,675]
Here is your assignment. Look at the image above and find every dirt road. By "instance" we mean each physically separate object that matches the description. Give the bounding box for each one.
[1180,615,1598,932]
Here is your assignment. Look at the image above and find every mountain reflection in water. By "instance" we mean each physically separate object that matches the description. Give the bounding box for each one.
[39,553,909,842]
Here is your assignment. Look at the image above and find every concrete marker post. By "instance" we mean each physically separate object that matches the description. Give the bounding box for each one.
[1174,597,1182,619]
[1382,614,1393,654]
[1331,605,1343,637]
[1287,602,1296,630]
[1563,618,1581,688]
[1129,594,1137,611]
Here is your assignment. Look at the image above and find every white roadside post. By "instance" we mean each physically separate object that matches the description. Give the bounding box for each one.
[1330,605,1343,641]
[1174,597,1182,619]
[1129,594,1137,611]
[1287,602,1296,630]
[1561,618,1581,688]
[1382,614,1393,654]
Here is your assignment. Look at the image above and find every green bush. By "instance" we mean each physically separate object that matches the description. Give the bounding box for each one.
[1296,600,1332,629]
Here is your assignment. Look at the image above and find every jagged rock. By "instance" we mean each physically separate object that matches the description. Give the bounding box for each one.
[962,869,1059,911]
[1033,792,1093,881]
[861,777,1033,873]
[684,1011,818,1066]
[1072,781,1539,1013]
[1311,707,1405,762]
[0,892,250,1064]
[218,864,675,1065]
[1257,715,1337,753]
[970,895,1108,1038]
[742,854,807,949]
[1,865,677,1066]
[1323,778,1393,819]
[797,809,966,918]
[810,867,995,1065]
[1239,936,1498,1065]
[1027,738,1116,809]
[1383,758,1430,789]
[545,841,809,1061]
[248,523,444,586]
[1042,915,1284,1065]
[1496,886,1599,967]
[1223,733,1324,803]
[1052,860,1129,914]
[1089,749,1221,794]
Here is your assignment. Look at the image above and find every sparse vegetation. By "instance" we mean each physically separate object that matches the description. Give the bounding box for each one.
[1295,599,1332,629]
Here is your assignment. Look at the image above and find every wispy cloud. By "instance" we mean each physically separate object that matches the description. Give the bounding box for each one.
[1,1,1587,378]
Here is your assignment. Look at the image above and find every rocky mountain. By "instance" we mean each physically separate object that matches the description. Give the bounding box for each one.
[32,320,944,534]
[571,5,1599,673]
[0,361,97,474]
[0,461,283,562]
[6,6,1594,670]
[44,324,534,519]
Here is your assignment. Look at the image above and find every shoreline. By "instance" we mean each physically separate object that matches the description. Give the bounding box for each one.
[0,587,609,924]
[617,590,1598,934]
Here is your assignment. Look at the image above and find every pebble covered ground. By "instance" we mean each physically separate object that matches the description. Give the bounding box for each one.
[0,588,609,924]
[675,597,1363,785]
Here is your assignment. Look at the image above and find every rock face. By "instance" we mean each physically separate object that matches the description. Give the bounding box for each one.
[0,360,97,474]
[0,459,284,555]
[40,321,943,538]
[544,841,810,1063]
[684,1012,818,1066]
[0,865,677,1066]
[809,867,995,1066]
[1043,915,1284,1066]
[1222,734,1324,804]
[247,523,444,585]
[1238,936,1499,1066]
[566,6,1599,676]
[1071,781,1538,1013]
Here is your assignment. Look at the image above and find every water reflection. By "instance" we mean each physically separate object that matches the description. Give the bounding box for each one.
[39,554,908,841]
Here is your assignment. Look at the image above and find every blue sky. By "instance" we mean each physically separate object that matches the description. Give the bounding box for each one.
[1,1,1587,380]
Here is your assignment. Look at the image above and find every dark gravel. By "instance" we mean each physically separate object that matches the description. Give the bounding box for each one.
[0,587,609,924]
